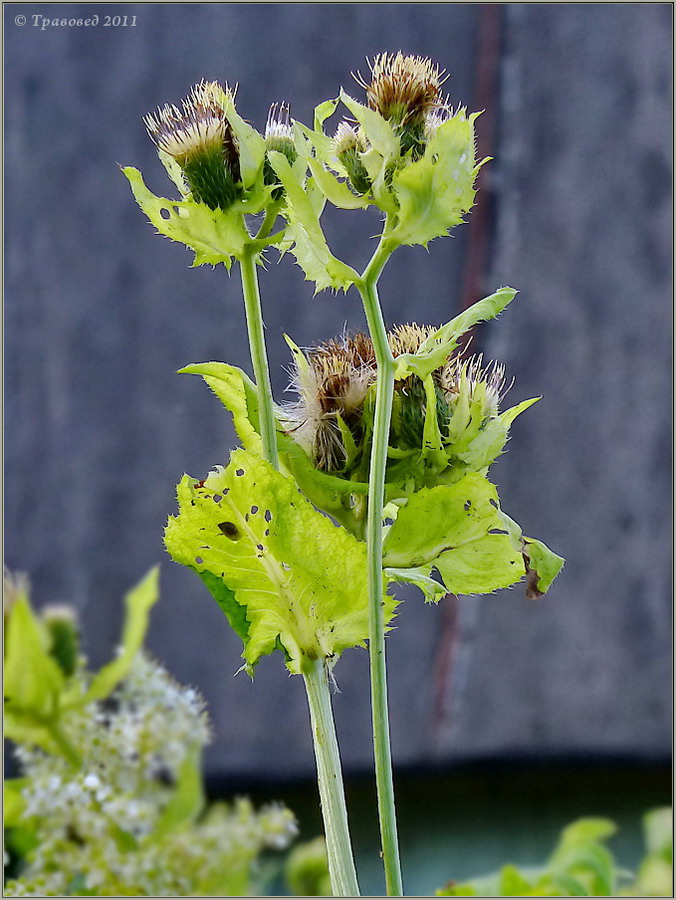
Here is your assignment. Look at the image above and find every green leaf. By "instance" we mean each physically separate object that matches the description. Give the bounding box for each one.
[548,819,618,896]
[267,151,359,292]
[219,92,267,190]
[382,474,525,597]
[164,450,394,673]
[499,865,536,895]
[307,157,369,210]
[4,596,64,719]
[123,167,253,268]
[314,98,340,132]
[4,779,29,828]
[179,357,367,531]
[498,511,564,598]
[388,110,481,247]
[339,90,400,161]
[393,288,517,381]
[643,808,673,863]
[155,746,205,838]
[179,362,263,455]
[452,397,540,472]
[197,569,250,647]
[385,566,447,603]
[83,567,159,703]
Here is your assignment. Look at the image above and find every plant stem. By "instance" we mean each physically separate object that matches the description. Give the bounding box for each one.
[302,657,360,897]
[239,245,279,469]
[357,234,404,897]
[46,720,82,768]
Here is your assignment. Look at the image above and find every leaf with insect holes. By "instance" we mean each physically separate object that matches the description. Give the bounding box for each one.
[164,450,396,674]
[179,360,367,530]
[382,474,525,597]
[497,510,564,599]
[267,151,360,292]
[123,167,273,268]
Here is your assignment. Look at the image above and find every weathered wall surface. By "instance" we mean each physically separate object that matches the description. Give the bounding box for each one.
[5,4,671,777]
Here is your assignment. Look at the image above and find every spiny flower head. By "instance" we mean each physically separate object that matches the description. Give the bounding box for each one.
[284,333,375,473]
[144,80,240,210]
[334,122,372,194]
[283,326,510,478]
[264,103,297,197]
[356,52,448,156]
[265,103,295,158]
[441,353,507,418]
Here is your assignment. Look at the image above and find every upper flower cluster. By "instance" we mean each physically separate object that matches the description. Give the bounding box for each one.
[288,51,484,254]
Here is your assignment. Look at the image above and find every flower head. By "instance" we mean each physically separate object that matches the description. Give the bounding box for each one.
[284,333,375,473]
[265,103,295,158]
[264,103,297,197]
[283,325,511,486]
[144,81,240,210]
[42,605,80,678]
[333,122,372,194]
[356,52,448,156]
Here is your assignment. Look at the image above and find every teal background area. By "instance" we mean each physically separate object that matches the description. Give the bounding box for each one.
[238,763,671,896]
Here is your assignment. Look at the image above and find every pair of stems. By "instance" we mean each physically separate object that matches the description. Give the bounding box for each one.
[237,219,402,897]
[237,240,360,896]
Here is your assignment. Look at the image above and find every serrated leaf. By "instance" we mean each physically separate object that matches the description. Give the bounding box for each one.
[164,450,395,673]
[382,474,525,597]
[314,97,340,132]
[393,287,517,381]
[123,167,252,268]
[83,567,159,703]
[179,358,367,530]
[388,110,480,247]
[267,151,359,292]
[498,511,564,598]
[179,362,262,455]
[385,566,447,603]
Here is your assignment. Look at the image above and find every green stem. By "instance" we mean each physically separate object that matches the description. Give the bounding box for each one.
[45,720,82,768]
[254,202,281,241]
[239,245,279,469]
[356,233,404,897]
[302,657,360,897]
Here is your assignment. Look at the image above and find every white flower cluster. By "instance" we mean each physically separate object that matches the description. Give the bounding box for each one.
[5,653,297,897]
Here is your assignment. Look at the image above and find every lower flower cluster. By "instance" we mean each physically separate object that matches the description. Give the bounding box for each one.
[5,653,297,897]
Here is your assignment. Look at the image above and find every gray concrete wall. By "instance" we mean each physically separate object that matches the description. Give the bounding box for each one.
[5,4,671,778]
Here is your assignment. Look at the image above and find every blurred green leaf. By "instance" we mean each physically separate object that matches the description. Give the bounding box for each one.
[82,567,159,703]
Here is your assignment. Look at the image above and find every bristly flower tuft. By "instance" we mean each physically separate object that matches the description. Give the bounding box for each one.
[264,103,297,196]
[144,80,240,210]
[283,327,512,481]
[355,52,448,156]
[333,122,372,194]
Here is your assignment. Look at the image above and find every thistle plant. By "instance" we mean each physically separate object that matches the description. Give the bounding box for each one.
[126,80,290,468]
[124,53,564,897]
